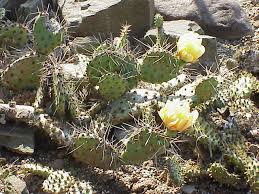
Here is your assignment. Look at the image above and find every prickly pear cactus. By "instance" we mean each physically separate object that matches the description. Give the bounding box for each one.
[99,73,127,101]
[103,89,161,125]
[140,14,185,84]
[51,67,66,118]
[121,129,168,164]
[245,158,259,193]
[88,49,138,100]
[216,73,257,111]
[115,24,131,50]
[23,163,93,194]
[72,133,117,169]
[194,77,218,104]
[166,156,184,186]
[208,163,241,187]
[33,14,63,55]
[87,52,119,84]
[0,24,28,48]
[140,50,184,84]
[224,143,259,193]
[186,118,220,157]
[166,156,203,186]
[1,54,45,90]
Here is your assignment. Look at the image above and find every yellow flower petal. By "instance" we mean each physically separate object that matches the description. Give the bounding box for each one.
[159,99,199,132]
[177,32,205,63]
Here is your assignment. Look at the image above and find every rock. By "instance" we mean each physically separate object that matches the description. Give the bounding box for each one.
[55,0,154,38]
[0,0,27,20]
[18,0,47,21]
[235,49,259,74]
[0,124,34,154]
[5,175,29,194]
[49,159,65,170]
[62,54,88,80]
[70,36,100,56]
[225,58,239,70]
[190,35,218,74]
[249,128,259,141]
[144,20,204,45]
[144,21,218,74]
[154,0,253,39]
[181,185,196,194]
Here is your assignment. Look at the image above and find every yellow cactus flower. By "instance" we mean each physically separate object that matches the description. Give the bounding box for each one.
[158,99,199,132]
[177,32,205,63]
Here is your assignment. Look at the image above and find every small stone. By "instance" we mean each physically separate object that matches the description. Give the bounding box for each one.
[181,185,196,194]
[249,128,259,140]
[5,175,29,194]
[0,124,34,154]
[225,58,239,70]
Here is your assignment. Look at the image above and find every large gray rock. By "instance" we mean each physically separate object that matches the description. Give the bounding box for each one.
[144,20,218,74]
[154,0,253,39]
[144,20,204,45]
[70,36,100,56]
[0,0,27,19]
[5,175,29,194]
[18,0,47,21]
[55,0,154,38]
[0,124,34,154]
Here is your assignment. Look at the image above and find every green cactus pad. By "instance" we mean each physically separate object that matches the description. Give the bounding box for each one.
[23,163,93,194]
[245,159,259,193]
[72,134,116,169]
[52,70,66,118]
[140,50,184,84]
[120,58,139,90]
[0,24,28,48]
[87,52,119,84]
[33,15,62,55]
[1,55,45,90]
[121,129,167,164]
[208,163,241,187]
[194,77,218,104]
[186,118,220,157]
[99,73,127,101]
[166,156,184,186]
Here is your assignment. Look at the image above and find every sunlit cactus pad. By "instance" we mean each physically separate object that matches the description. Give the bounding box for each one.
[1,55,45,90]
